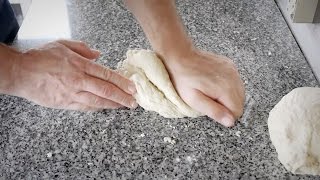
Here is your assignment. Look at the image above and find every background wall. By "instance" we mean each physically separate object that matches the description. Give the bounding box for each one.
[276,0,320,81]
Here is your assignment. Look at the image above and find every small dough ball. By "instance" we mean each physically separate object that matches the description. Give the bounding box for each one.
[268,87,320,175]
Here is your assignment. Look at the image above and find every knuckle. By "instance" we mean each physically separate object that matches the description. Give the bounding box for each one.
[188,90,200,102]
[25,48,37,54]
[69,57,84,69]
[24,48,40,57]
[48,93,67,108]
[50,41,64,49]
[78,107,87,111]
[109,104,121,109]
[102,68,112,80]
[119,96,131,106]
[79,106,91,112]
[43,43,66,55]
[207,107,224,121]
[56,39,66,44]
[78,41,88,48]
[233,105,244,119]
[66,75,82,87]
[102,85,113,97]
[92,96,100,106]
[83,60,93,72]
[209,110,220,119]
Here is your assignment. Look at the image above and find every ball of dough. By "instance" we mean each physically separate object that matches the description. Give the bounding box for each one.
[117,49,202,118]
[268,87,320,175]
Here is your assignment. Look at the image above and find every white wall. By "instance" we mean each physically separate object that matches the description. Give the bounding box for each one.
[276,0,320,82]
[9,0,32,18]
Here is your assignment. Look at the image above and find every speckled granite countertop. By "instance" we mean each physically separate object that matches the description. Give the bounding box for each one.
[1,0,319,179]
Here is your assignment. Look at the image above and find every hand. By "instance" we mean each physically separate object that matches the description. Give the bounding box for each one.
[125,0,244,126]
[9,40,137,111]
[163,49,245,127]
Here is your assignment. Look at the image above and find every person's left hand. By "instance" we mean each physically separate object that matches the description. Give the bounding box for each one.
[7,40,137,111]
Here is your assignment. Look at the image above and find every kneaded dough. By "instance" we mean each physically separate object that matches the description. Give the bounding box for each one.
[117,49,202,118]
[268,87,320,175]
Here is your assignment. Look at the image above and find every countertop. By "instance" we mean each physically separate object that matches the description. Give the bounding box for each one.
[1,0,319,179]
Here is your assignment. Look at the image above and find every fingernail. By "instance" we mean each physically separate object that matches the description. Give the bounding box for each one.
[130,100,138,108]
[221,114,235,127]
[128,83,137,94]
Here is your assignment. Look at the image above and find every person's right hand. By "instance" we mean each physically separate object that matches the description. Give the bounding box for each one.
[9,40,137,111]
[162,49,245,127]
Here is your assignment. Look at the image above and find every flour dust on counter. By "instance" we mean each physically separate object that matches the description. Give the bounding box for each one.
[117,49,203,118]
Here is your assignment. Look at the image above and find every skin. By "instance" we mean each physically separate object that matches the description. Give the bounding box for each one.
[0,0,245,127]
[125,0,245,127]
[0,40,137,111]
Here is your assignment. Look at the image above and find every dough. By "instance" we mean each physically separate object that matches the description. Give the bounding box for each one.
[268,87,320,175]
[117,49,202,118]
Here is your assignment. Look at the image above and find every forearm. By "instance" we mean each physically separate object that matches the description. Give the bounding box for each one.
[0,44,20,95]
[125,0,193,60]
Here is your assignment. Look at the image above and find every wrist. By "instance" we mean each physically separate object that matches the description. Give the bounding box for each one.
[158,38,194,58]
[156,41,198,67]
[0,44,22,95]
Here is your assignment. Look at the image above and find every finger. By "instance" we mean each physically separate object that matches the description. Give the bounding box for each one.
[218,90,245,119]
[203,82,245,119]
[57,39,100,60]
[185,89,236,127]
[84,61,136,94]
[81,75,137,108]
[67,102,101,112]
[76,91,123,109]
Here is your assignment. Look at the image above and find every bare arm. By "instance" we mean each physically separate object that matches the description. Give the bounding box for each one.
[125,0,245,127]
[0,44,19,95]
[125,0,192,61]
[0,41,137,110]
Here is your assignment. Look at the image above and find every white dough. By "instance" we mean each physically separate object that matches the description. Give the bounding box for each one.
[268,87,320,175]
[117,49,202,118]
